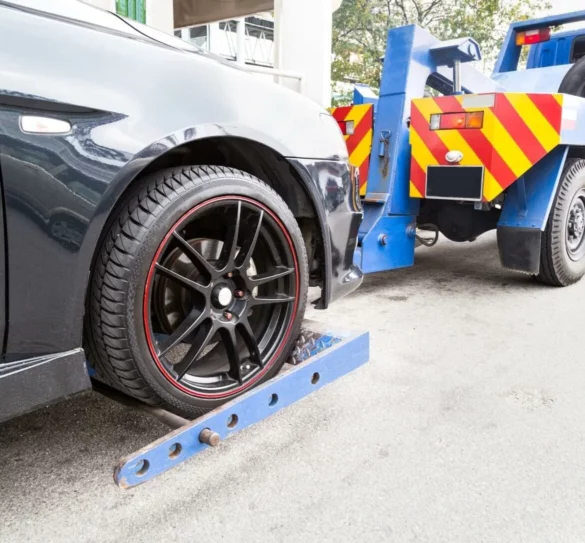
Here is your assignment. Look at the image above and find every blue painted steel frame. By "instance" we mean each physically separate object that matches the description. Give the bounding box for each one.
[113,322,369,488]
[494,10,585,75]
[357,25,502,274]
[355,15,585,276]
[499,146,569,230]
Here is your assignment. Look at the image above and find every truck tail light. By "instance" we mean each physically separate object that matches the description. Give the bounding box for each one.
[337,120,355,135]
[516,27,551,46]
[430,111,484,130]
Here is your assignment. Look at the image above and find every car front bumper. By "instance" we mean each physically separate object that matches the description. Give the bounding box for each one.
[289,158,363,308]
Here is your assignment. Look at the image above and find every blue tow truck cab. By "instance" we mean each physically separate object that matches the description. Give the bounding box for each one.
[334,10,585,287]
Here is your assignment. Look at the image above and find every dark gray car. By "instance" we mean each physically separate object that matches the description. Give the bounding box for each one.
[0,0,362,420]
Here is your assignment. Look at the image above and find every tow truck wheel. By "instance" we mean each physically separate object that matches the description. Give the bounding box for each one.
[537,159,585,286]
[86,166,308,418]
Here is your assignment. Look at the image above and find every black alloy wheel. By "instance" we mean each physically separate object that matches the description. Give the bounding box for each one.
[86,166,308,417]
[145,196,299,398]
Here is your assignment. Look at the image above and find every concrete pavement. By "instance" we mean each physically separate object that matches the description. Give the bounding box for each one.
[2,232,585,542]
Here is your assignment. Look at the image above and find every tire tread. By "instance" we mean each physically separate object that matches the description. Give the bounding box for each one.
[85,166,308,416]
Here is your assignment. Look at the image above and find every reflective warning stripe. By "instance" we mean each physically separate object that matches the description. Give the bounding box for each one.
[329,104,374,196]
[409,92,563,202]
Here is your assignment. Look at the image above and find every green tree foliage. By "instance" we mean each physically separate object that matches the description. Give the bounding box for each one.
[332,0,551,94]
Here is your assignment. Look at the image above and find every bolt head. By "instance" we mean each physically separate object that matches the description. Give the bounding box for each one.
[234,290,245,298]
[223,311,233,321]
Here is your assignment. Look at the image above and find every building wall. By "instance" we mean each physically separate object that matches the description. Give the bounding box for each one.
[83,0,115,10]
[175,15,275,67]
[146,0,174,33]
[83,0,334,107]
[275,0,333,106]
[82,0,173,33]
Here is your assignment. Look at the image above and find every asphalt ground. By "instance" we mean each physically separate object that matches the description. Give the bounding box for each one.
[2,232,585,542]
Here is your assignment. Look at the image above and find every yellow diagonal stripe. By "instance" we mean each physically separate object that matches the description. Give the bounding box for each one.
[410,181,423,198]
[349,128,373,168]
[412,98,443,118]
[344,105,371,128]
[506,93,560,151]
[482,109,531,178]
[410,128,438,167]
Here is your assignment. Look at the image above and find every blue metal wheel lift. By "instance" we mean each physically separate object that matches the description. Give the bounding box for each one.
[100,321,369,489]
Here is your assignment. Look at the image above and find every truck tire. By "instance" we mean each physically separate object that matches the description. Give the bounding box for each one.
[86,166,309,418]
[559,56,585,97]
[537,159,585,286]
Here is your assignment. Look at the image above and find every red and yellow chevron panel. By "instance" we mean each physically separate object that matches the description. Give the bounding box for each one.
[409,93,563,202]
[329,104,374,196]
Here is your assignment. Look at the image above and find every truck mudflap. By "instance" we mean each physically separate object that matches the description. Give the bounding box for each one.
[409,93,564,202]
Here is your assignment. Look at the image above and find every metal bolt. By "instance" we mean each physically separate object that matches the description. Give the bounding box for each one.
[234,290,245,298]
[223,311,233,321]
[226,272,233,278]
[378,234,388,246]
[199,428,220,447]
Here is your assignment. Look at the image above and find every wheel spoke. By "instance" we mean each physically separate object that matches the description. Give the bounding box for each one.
[236,211,263,271]
[174,323,217,380]
[218,327,243,384]
[155,264,210,294]
[218,201,241,270]
[238,317,263,367]
[251,293,295,306]
[247,266,295,287]
[171,232,216,278]
[157,310,208,358]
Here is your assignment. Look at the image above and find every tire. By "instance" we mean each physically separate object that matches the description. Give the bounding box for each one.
[537,159,585,286]
[86,166,309,418]
[559,57,585,97]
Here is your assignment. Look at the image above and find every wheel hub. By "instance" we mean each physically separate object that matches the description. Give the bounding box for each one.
[566,190,585,260]
[212,284,233,309]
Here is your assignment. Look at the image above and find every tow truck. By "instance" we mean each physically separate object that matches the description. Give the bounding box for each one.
[332,10,585,286]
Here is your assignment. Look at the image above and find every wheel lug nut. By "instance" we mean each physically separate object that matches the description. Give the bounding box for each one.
[234,290,245,298]
[223,311,233,321]
[226,272,233,278]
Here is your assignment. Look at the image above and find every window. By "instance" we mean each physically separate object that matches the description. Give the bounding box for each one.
[219,20,238,33]
[189,26,208,49]
[571,36,585,63]
[245,16,274,41]
[116,0,146,24]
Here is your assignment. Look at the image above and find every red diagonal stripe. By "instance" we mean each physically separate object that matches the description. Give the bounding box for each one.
[331,106,351,123]
[410,157,426,196]
[493,94,546,163]
[359,156,370,189]
[436,96,464,113]
[527,94,562,132]
[434,97,513,189]
[346,109,373,156]
[410,102,450,165]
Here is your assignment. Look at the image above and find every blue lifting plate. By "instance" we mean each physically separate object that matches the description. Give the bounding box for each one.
[113,321,369,488]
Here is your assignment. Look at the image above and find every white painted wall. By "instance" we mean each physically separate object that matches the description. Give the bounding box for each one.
[274,0,333,107]
[146,0,174,33]
[83,0,115,10]
[83,0,173,34]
